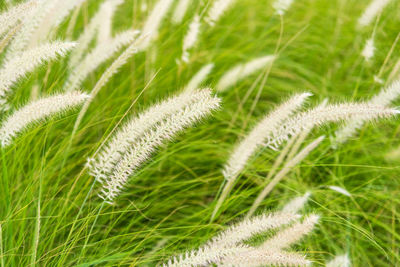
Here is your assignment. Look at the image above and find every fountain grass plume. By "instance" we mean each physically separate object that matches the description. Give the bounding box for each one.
[273,0,295,15]
[65,29,139,92]
[333,80,400,147]
[88,89,218,181]
[0,0,37,37]
[328,186,351,197]
[261,214,319,250]
[205,0,236,27]
[137,0,174,51]
[172,0,191,24]
[0,41,76,111]
[216,55,276,92]
[268,102,399,149]
[181,15,201,63]
[164,212,317,267]
[0,91,89,147]
[184,63,214,92]
[326,253,351,267]
[206,212,300,248]
[89,89,220,202]
[210,92,311,222]
[358,0,391,28]
[68,0,123,68]
[282,192,312,214]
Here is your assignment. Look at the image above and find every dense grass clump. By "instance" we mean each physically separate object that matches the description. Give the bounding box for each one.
[0,0,400,266]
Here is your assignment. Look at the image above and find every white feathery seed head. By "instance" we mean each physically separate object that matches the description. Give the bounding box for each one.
[282,192,312,214]
[220,249,311,267]
[100,91,220,202]
[5,0,57,58]
[265,102,399,149]
[65,29,140,92]
[185,63,214,92]
[0,0,37,37]
[374,75,384,84]
[165,245,250,267]
[0,41,76,111]
[206,212,301,248]
[88,89,215,180]
[358,0,391,28]
[205,0,236,27]
[216,55,276,92]
[0,91,89,146]
[222,92,311,181]
[172,0,191,24]
[273,0,295,16]
[163,211,317,267]
[0,22,22,55]
[30,0,88,45]
[68,0,123,68]
[181,15,201,63]
[96,0,125,43]
[333,79,400,146]
[138,0,174,51]
[84,32,150,103]
[52,0,87,27]
[6,0,84,58]
[332,119,365,148]
[361,38,375,61]
[326,253,351,267]
[90,89,220,202]
[261,214,319,250]
[370,79,400,106]
[328,186,351,197]
[140,2,148,12]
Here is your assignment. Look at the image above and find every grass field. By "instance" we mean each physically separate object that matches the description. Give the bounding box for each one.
[1,0,400,266]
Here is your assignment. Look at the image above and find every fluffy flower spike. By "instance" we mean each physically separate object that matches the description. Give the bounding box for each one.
[266,102,399,149]
[163,212,318,267]
[65,30,140,92]
[0,0,37,37]
[88,89,220,202]
[0,91,89,147]
[205,0,236,27]
[273,0,295,15]
[333,79,400,146]
[0,41,76,111]
[358,0,391,28]
[216,55,276,92]
[172,0,191,24]
[282,192,312,214]
[185,63,214,92]
[326,253,351,267]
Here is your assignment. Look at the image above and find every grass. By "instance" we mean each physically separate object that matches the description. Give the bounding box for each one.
[1,0,400,266]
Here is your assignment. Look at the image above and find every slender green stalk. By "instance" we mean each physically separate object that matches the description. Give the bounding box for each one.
[57,179,96,267]
[0,224,3,267]
[30,173,41,267]
[0,148,12,267]
[1,149,9,213]
[78,201,105,263]
[210,178,235,222]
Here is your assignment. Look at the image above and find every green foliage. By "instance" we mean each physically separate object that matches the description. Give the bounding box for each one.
[1,0,400,266]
